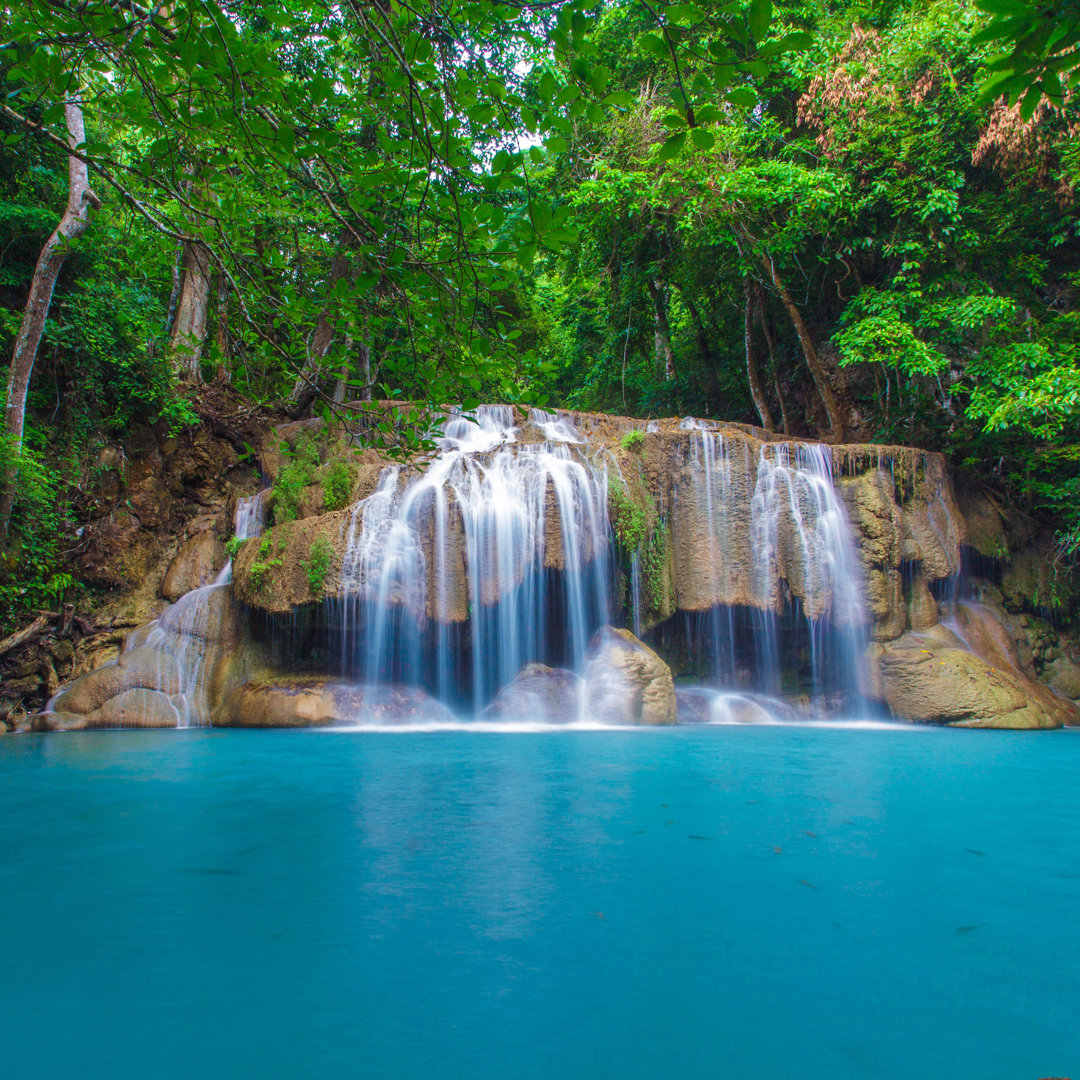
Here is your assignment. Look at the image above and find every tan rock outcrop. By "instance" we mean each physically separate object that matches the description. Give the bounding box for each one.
[583,627,676,725]
[161,531,226,600]
[868,618,1078,729]
[219,678,457,727]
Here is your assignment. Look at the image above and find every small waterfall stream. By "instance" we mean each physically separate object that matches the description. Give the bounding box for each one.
[147,490,269,726]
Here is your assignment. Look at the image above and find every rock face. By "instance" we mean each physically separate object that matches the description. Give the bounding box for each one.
[868,620,1078,729]
[219,678,457,727]
[42,583,249,731]
[583,627,676,725]
[161,531,226,601]
[481,663,582,723]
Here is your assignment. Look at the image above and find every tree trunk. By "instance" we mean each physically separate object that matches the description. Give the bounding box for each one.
[169,238,211,380]
[164,241,184,333]
[760,255,844,441]
[756,284,791,436]
[1,100,99,539]
[744,278,775,432]
[646,277,675,381]
[289,243,352,411]
[680,287,713,369]
[213,273,230,383]
[358,335,372,402]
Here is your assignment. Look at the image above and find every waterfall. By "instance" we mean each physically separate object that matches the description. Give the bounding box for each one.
[148,490,269,726]
[333,406,611,711]
[751,442,867,703]
[676,420,867,705]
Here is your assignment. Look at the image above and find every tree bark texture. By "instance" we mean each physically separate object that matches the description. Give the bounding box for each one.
[756,284,791,436]
[760,255,844,441]
[213,273,230,382]
[289,243,353,411]
[2,100,99,538]
[744,278,775,432]
[169,239,211,380]
[647,277,675,381]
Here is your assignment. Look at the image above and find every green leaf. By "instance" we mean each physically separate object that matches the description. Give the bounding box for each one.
[690,127,715,150]
[657,130,687,161]
[467,104,497,125]
[749,0,772,41]
[666,4,707,25]
[726,86,757,108]
[544,135,569,153]
[528,200,552,232]
[603,90,635,107]
[975,0,1033,15]
[1019,83,1042,119]
[639,32,670,60]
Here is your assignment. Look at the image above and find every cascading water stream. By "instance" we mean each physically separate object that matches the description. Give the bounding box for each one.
[751,441,867,703]
[333,407,611,711]
[144,490,268,727]
[678,419,867,705]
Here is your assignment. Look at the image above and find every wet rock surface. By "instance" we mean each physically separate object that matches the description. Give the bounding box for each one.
[584,627,676,726]
[220,678,458,727]
[161,531,227,601]
[481,663,583,723]
[869,623,1078,729]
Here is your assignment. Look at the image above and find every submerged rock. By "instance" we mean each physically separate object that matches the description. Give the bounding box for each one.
[676,687,789,724]
[220,678,458,727]
[481,663,582,723]
[584,627,676,725]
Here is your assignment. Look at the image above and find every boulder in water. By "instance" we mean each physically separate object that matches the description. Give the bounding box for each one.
[869,629,1078,729]
[37,687,181,731]
[50,648,182,716]
[676,687,787,724]
[220,678,458,727]
[583,627,676,725]
[482,663,582,723]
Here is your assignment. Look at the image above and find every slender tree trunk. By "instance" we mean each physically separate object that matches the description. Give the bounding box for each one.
[646,277,675,381]
[679,287,713,369]
[760,255,844,441]
[744,278,775,432]
[289,243,352,411]
[1,100,99,539]
[756,284,791,436]
[164,241,184,333]
[332,336,353,404]
[169,238,210,380]
[358,334,372,402]
[213,273,230,383]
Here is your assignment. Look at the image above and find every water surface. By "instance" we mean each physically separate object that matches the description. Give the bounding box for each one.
[1,727,1077,1079]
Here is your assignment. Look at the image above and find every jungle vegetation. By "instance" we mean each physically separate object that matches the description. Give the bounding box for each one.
[1,0,1079,625]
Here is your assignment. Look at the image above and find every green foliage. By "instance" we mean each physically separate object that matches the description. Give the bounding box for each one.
[0,432,79,632]
[609,479,649,552]
[302,535,334,599]
[640,519,670,615]
[247,534,284,595]
[620,429,646,452]
[224,536,245,560]
[974,0,1080,113]
[321,459,355,512]
[271,433,321,525]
